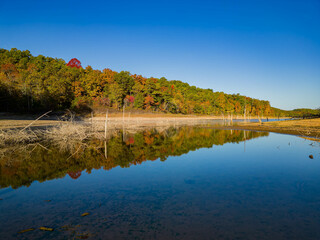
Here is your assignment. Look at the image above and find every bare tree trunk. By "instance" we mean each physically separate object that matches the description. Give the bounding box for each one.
[105,110,108,139]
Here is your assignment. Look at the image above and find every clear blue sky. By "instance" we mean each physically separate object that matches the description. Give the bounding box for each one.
[0,0,319,110]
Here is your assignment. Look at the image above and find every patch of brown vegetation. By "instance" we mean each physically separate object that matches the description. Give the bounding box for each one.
[219,118,320,138]
[0,119,60,129]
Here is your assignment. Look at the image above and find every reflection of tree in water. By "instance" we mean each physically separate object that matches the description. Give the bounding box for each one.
[0,127,268,189]
[68,171,82,179]
[125,137,135,145]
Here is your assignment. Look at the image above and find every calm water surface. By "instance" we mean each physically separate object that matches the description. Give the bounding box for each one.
[0,127,319,239]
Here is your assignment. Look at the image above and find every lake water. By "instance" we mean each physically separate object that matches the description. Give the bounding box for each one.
[0,127,319,239]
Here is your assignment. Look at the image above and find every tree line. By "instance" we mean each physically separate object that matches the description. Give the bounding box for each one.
[0,48,318,117]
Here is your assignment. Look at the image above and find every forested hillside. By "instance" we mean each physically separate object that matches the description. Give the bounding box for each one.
[0,48,316,117]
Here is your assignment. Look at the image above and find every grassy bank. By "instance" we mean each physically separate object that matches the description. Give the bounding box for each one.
[0,116,213,147]
[216,118,320,138]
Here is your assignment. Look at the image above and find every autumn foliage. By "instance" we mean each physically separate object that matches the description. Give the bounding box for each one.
[66,58,82,69]
[1,48,314,117]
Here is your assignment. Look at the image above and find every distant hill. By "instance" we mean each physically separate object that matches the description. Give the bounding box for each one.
[0,48,318,117]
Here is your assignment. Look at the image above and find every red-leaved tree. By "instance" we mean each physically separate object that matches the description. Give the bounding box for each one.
[67,58,82,69]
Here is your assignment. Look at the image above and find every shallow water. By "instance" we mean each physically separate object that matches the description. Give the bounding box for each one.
[0,127,319,239]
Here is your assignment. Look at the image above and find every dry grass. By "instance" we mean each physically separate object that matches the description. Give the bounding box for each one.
[233,118,320,138]
[259,118,320,128]
[0,119,61,129]
[0,128,41,145]
[0,117,209,147]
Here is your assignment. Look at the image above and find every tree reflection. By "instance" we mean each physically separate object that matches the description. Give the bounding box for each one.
[68,171,82,180]
[0,127,268,189]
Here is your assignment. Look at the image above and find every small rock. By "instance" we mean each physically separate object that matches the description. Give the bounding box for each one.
[81,212,90,217]
[309,155,314,159]
[18,228,35,234]
[39,227,54,231]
